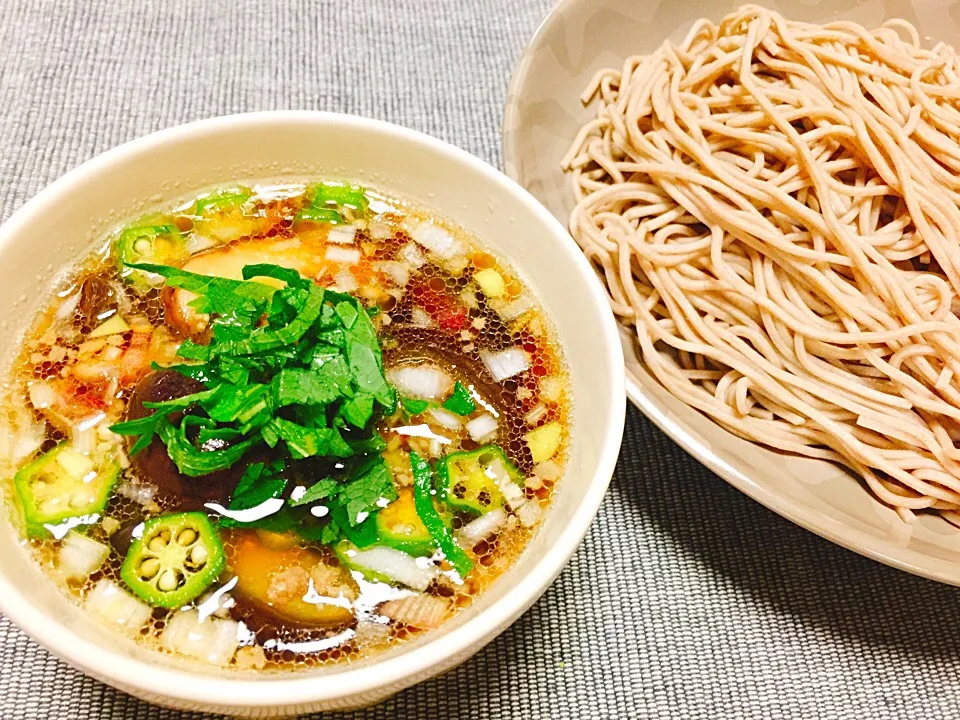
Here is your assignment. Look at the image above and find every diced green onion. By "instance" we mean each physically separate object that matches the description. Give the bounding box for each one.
[410,450,473,577]
[442,382,476,416]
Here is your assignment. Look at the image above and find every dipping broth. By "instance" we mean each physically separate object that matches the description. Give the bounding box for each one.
[0,182,569,671]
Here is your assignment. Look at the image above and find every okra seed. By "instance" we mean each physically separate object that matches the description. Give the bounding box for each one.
[68,491,90,509]
[157,569,178,591]
[176,528,197,546]
[148,536,166,553]
[40,498,60,514]
[139,557,160,579]
[189,545,208,566]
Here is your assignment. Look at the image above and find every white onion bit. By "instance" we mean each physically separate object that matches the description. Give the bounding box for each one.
[59,531,110,581]
[84,579,152,638]
[380,261,410,287]
[410,307,436,328]
[185,233,217,255]
[161,609,240,667]
[368,219,394,240]
[496,466,525,511]
[327,225,358,245]
[456,508,506,546]
[54,291,82,321]
[116,479,158,506]
[0,400,45,467]
[410,222,463,259]
[480,348,531,382]
[428,407,462,431]
[533,460,562,482]
[516,501,542,527]
[498,295,534,321]
[28,381,57,410]
[398,242,427,268]
[524,403,548,427]
[347,546,438,591]
[326,246,361,264]
[387,365,453,401]
[465,413,498,443]
[333,269,359,293]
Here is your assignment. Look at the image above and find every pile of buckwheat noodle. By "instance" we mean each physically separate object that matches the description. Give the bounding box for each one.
[562,5,960,524]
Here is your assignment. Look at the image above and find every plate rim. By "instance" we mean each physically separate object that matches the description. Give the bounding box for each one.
[502,0,960,587]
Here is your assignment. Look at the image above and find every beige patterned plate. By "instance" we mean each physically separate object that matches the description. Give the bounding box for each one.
[503,0,960,584]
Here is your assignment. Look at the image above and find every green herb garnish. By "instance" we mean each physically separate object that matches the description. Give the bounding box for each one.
[111,262,397,531]
[443,382,476,416]
[401,397,430,415]
[410,450,473,576]
[294,182,369,224]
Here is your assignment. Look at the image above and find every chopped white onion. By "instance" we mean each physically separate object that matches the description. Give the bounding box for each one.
[428,407,462,431]
[410,222,463,259]
[495,464,526,511]
[516,501,543,528]
[326,246,361,265]
[498,295,534,321]
[0,400,45,467]
[533,460,562,482]
[70,424,97,456]
[398,242,426,268]
[460,289,479,309]
[480,348,531,382]
[59,531,110,581]
[380,261,410,287]
[539,376,564,403]
[116,479,157,506]
[387,365,453,401]
[379,593,450,630]
[524,403,548,426]
[346,546,438,591]
[28,381,57,410]
[368,219,394,240]
[353,618,393,644]
[456,508,506,546]
[334,269,359,293]
[410,307,436,328]
[327,224,357,245]
[185,233,217,255]
[465,413,498,443]
[54,291,82,321]
[84,579,152,638]
[161,609,240,667]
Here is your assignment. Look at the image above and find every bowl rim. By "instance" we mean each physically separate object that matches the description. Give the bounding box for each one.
[502,0,960,588]
[0,110,626,708]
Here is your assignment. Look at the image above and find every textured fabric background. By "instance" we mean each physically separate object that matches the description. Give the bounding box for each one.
[1,1,959,718]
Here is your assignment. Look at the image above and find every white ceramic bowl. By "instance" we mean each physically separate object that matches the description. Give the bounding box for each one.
[503,0,960,585]
[0,112,625,716]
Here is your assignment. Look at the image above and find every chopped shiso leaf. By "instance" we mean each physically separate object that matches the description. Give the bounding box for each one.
[401,397,430,415]
[442,381,476,416]
[110,261,399,545]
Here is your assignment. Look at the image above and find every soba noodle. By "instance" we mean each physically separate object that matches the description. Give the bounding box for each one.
[562,5,960,523]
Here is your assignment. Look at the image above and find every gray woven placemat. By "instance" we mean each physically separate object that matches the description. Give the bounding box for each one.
[2,1,960,718]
